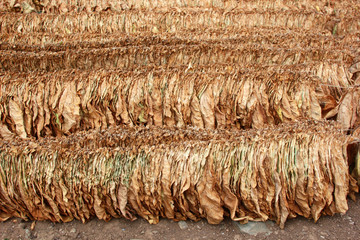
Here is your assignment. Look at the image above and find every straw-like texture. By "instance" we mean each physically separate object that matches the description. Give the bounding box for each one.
[2,28,359,51]
[1,10,359,35]
[1,0,360,230]
[0,121,357,228]
[337,87,360,131]
[0,43,355,73]
[0,68,348,138]
[1,0,359,12]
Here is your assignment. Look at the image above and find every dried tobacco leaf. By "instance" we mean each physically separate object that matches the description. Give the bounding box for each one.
[337,86,360,131]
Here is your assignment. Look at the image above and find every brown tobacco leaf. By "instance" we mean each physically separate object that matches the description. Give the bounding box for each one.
[0,122,15,139]
[349,129,360,186]
[57,82,81,134]
[199,85,216,129]
[337,87,360,130]
[197,153,223,224]
[8,98,27,138]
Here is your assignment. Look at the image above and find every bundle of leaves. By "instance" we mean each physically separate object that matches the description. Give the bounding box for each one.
[0,68,348,138]
[0,121,357,229]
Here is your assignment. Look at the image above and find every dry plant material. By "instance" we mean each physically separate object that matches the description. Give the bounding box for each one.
[0,43,354,73]
[1,10,359,35]
[2,28,359,52]
[1,0,359,13]
[0,69,347,138]
[337,78,360,131]
[1,0,360,229]
[0,121,357,228]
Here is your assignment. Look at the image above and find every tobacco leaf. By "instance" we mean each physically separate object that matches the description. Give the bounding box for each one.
[8,98,27,138]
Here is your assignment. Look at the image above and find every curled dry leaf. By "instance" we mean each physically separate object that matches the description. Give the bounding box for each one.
[337,86,360,130]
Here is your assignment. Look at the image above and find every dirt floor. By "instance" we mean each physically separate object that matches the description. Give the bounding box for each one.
[1,193,360,240]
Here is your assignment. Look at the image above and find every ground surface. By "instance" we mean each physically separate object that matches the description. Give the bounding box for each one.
[1,194,360,240]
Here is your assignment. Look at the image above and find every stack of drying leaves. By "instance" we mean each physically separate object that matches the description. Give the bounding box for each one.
[1,9,359,35]
[0,68,347,138]
[2,0,360,12]
[0,43,355,74]
[2,27,359,50]
[0,121,357,228]
[1,0,360,230]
